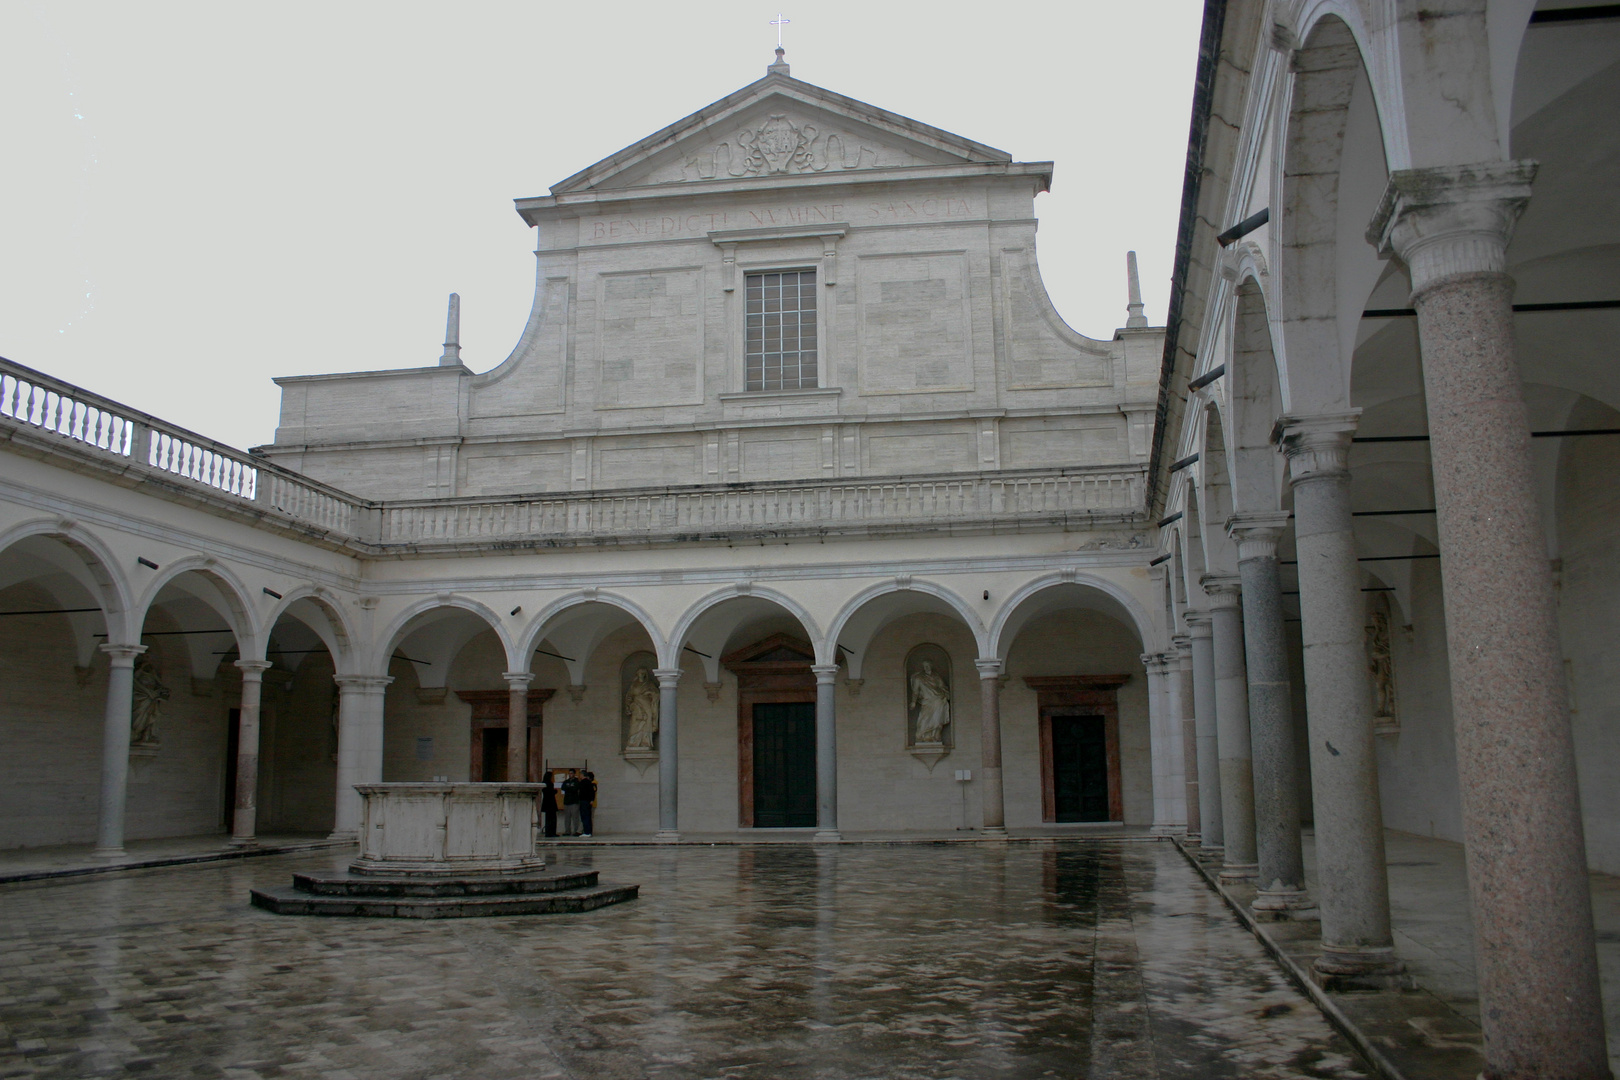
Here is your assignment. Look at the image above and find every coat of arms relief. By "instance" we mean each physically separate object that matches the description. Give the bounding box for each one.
[666,114,888,182]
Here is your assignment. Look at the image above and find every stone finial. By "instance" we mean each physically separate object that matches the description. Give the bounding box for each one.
[1125,251,1148,328]
[768,46,791,76]
[438,293,462,367]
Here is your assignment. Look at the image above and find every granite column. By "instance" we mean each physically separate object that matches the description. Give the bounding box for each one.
[330,674,391,840]
[655,668,683,840]
[1186,611,1223,852]
[1372,162,1607,1074]
[93,643,146,857]
[1205,579,1257,881]
[1281,414,1400,984]
[228,660,273,847]
[503,672,533,783]
[1173,636,1200,843]
[976,659,1007,836]
[1229,512,1315,919]
[812,664,841,841]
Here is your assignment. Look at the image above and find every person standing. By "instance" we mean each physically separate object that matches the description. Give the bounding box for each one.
[579,771,597,838]
[560,770,581,836]
[540,774,558,838]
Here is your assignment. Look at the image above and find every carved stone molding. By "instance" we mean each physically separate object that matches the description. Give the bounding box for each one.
[1201,576,1243,610]
[1367,161,1537,295]
[1279,412,1359,485]
[1227,510,1292,561]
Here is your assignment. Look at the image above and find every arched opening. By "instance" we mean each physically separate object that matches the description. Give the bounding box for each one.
[520,596,664,834]
[0,529,129,848]
[127,564,256,841]
[671,590,823,831]
[827,583,985,831]
[992,582,1152,828]
[377,601,521,786]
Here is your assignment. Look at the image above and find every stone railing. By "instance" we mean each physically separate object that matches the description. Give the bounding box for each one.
[377,466,1145,546]
[3,358,1148,551]
[1,358,366,540]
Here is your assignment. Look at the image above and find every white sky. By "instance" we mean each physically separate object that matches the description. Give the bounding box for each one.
[1,1,1203,449]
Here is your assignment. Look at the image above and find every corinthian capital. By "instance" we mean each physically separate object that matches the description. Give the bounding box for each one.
[1366,161,1537,295]
[1279,412,1359,485]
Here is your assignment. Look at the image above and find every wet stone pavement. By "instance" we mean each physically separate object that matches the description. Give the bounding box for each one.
[0,841,1371,1079]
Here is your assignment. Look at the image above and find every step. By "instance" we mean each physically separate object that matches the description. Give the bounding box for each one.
[290,868,599,897]
[250,882,639,919]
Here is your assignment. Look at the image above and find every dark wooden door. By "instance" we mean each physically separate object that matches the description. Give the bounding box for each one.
[1051,714,1109,822]
[482,726,509,782]
[752,702,816,827]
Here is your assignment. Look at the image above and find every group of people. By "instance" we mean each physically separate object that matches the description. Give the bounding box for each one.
[540,769,596,838]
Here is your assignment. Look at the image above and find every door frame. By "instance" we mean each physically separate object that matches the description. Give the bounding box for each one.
[455,688,556,781]
[1023,675,1129,823]
[722,633,817,828]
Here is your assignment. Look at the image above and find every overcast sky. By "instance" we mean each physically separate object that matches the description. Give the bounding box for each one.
[1,1,1203,449]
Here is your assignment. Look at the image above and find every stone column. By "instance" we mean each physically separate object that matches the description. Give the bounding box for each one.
[1204,578,1257,882]
[1281,414,1400,985]
[503,672,533,783]
[93,643,146,857]
[1228,512,1316,919]
[1172,636,1200,843]
[1186,611,1223,852]
[330,674,392,840]
[228,659,273,848]
[1142,653,1186,833]
[975,659,1007,836]
[811,664,841,841]
[654,668,683,840]
[1371,162,1607,1073]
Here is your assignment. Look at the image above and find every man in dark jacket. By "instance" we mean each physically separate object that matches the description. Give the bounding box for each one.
[560,771,581,836]
[540,775,558,838]
[579,771,597,837]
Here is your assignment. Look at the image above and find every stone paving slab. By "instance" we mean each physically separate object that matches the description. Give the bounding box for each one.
[0,834,351,885]
[0,840,1377,1078]
[1175,839,1483,1080]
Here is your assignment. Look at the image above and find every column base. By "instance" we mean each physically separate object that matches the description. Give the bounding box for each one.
[1251,884,1320,922]
[813,829,843,843]
[226,836,260,850]
[90,846,127,859]
[980,826,1009,839]
[655,830,681,843]
[326,829,358,842]
[1310,946,1410,992]
[1218,862,1259,884]
[1150,824,1186,836]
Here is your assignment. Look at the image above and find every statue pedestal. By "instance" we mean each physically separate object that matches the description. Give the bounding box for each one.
[621,748,659,775]
[909,742,950,771]
[350,783,546,876]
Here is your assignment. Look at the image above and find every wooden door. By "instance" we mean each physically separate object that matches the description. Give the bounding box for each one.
[751,702,816,827]
[1050,713,1109,822]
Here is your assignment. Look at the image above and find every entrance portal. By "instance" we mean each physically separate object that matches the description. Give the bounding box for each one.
[481,726,510,782]
[752,702,816,827]
[1050,713,1108,822]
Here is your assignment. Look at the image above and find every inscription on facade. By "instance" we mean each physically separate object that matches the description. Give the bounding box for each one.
[587,197,973,243]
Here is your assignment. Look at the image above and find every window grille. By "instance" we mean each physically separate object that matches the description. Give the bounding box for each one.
[745,270,817,391]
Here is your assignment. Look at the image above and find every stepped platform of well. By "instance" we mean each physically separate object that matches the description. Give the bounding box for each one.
[250,867,638,918]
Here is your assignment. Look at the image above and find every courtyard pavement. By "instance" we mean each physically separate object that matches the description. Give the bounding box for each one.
[0,841,1372,1079]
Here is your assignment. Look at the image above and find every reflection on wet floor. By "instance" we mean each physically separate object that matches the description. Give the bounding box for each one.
[0,841,1370,1078]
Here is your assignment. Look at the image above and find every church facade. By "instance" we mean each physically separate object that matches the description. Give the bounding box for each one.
[0,53,1172,851]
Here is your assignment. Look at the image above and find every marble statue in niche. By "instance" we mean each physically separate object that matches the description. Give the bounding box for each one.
[621,652,660,773]
[131,658,170,749]
[905,644,953,749]
[1365,598,1397,730]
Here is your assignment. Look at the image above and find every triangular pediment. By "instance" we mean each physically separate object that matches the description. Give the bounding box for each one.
[550,71,1011,194]
[721,632,817,669]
